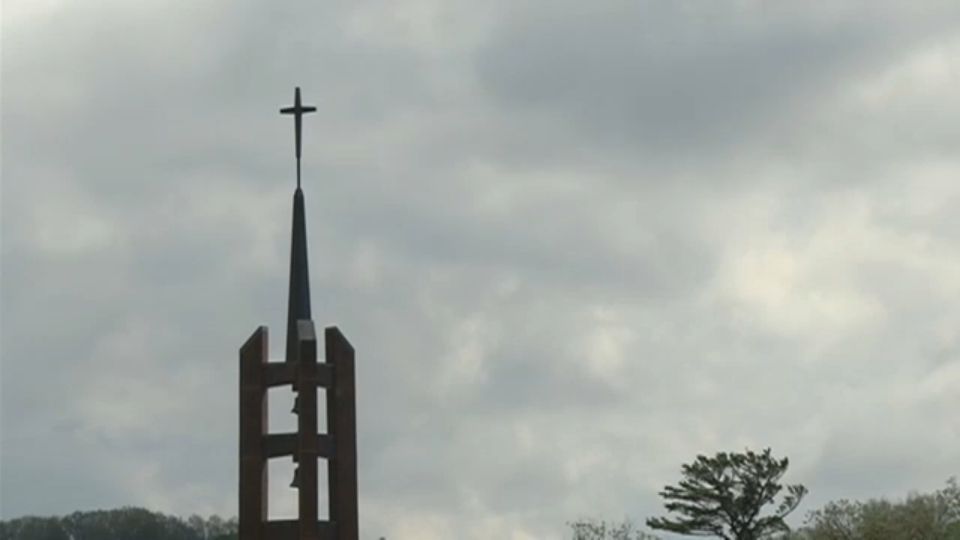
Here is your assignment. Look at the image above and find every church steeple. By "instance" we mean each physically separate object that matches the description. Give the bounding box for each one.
[285,187,311,363]
[280,87,317,363]
[238,86,358,540]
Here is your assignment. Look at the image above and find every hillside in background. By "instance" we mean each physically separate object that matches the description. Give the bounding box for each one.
[0,508,237,540]
[3,478,958,540]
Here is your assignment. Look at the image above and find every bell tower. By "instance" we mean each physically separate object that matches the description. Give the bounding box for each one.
[238,87,359,540]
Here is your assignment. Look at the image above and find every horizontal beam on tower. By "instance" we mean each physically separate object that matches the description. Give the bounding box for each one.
[264,519,336,539]
[264,433,334,459]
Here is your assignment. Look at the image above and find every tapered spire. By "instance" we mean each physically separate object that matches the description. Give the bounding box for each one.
[281,87,317,363]
[285,187,311,363]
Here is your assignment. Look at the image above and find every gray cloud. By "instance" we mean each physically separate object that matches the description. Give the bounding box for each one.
[3,1,960,538]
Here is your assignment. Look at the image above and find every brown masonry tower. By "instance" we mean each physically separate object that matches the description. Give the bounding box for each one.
[239,87,359,540]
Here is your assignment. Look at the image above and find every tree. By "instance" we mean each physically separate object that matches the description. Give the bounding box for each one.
[0,517,69,540]
[788,499,860,540]
[796,477,960,540]
[568,518,660,540]
[0,508,236,540]
[646,448,807,540]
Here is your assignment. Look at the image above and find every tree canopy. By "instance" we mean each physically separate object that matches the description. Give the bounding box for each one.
[0,508,237,540]
[790,477,960,540]
[568,518,659,540]
[646,448,807,540]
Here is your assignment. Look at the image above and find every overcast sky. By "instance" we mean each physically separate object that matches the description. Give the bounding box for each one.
[3,1,960,538]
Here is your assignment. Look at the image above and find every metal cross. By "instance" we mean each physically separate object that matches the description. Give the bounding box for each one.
[280,87,317,189]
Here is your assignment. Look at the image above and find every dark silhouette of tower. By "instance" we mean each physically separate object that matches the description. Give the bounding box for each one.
[239,87,359,540]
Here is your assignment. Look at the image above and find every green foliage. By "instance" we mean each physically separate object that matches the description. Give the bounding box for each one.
[793,477,960,540]
[568,518,660,540]
[0,517,70,540]
[0,508,237,540]
[646,448,807,540]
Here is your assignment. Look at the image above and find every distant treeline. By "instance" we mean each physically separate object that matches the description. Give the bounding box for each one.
[0,508,237,540]
[3,477,960,540]
[788,478,960,540]
[570,477,960,540]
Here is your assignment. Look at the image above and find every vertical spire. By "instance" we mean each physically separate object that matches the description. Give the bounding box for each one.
[280,87,317,363]
[285,187,311,363]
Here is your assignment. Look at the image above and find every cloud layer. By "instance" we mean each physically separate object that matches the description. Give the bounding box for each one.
[3,1,960,538]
